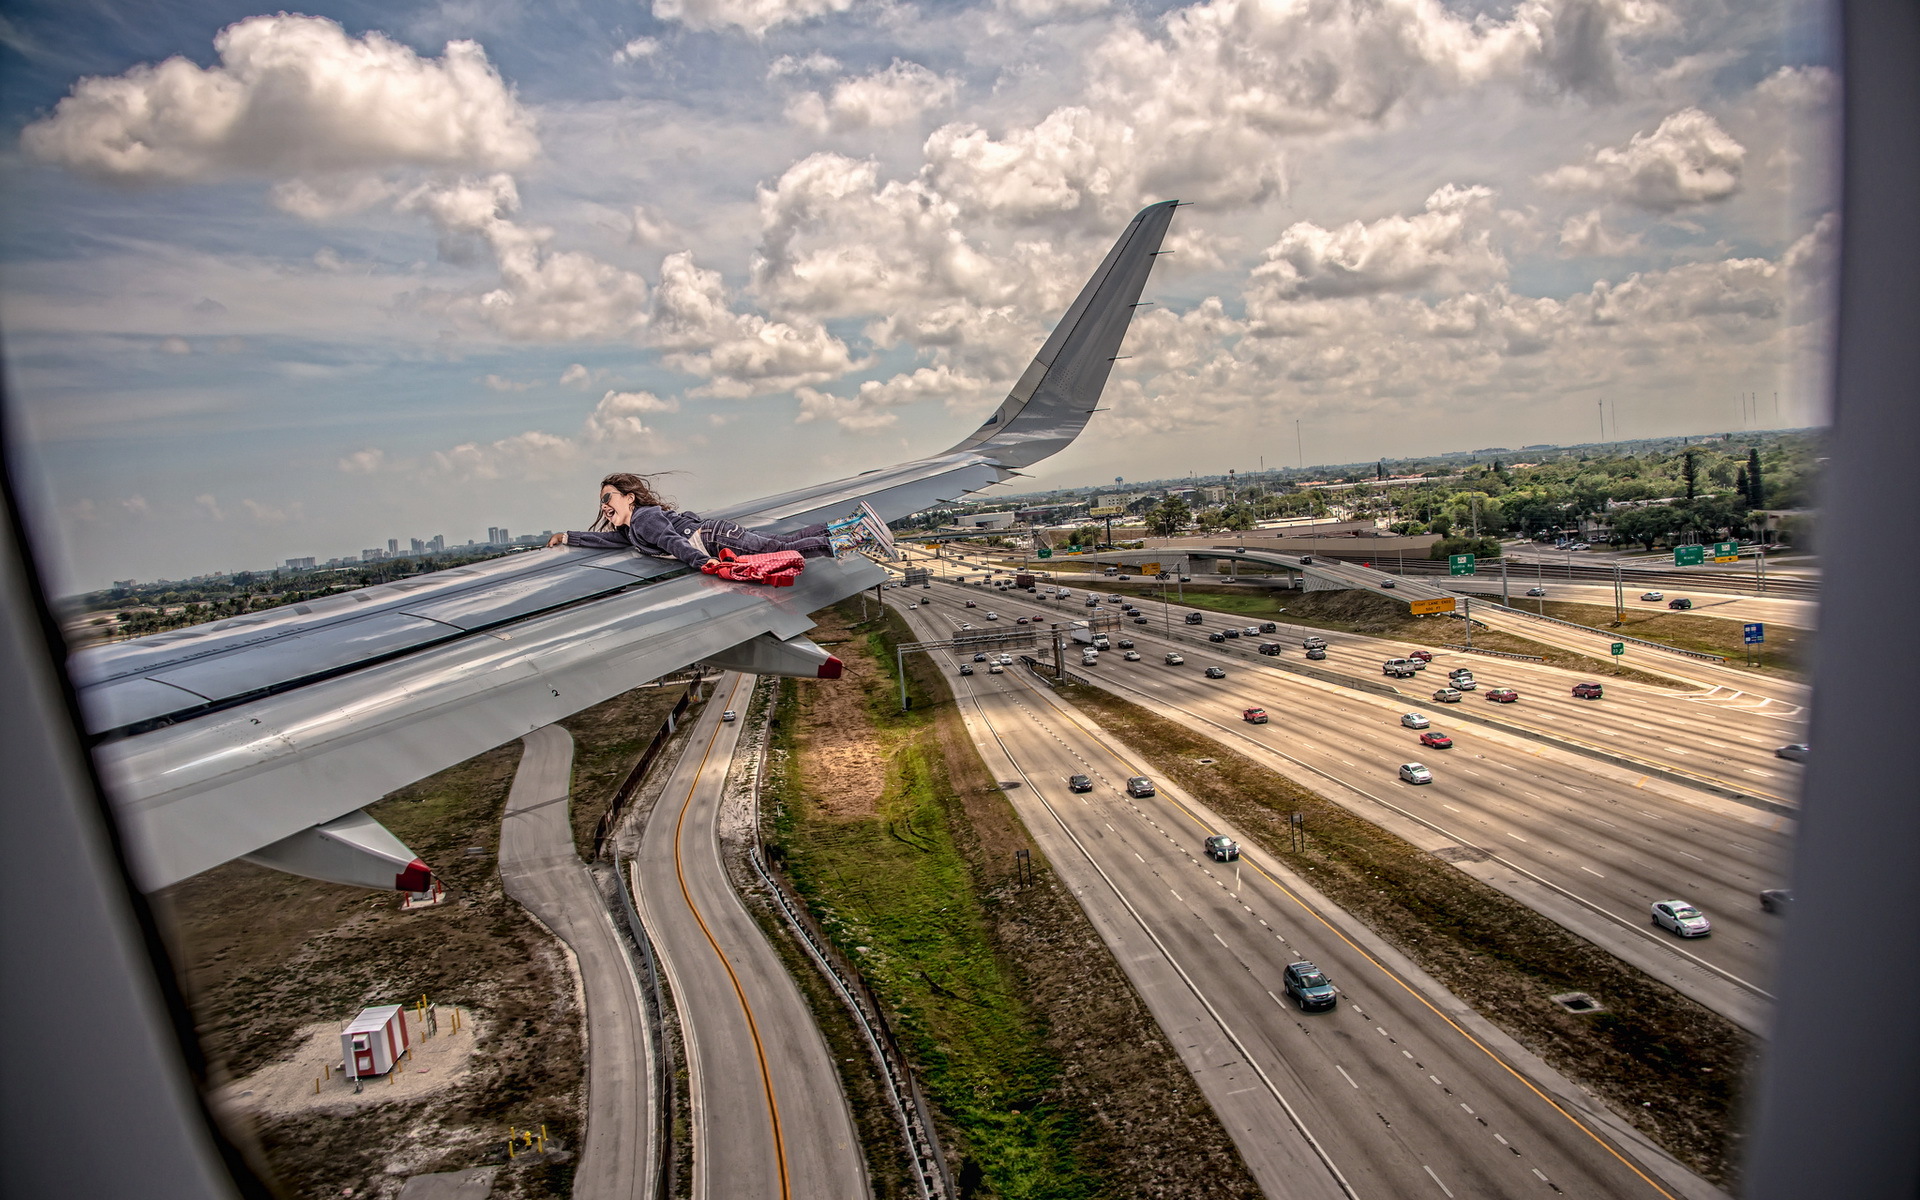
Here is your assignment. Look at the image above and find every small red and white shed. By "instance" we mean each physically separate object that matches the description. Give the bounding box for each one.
[341,1005,410,1079]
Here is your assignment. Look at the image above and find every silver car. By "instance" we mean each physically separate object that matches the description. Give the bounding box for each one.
[1399,763,1433,784]
[1400,712,1430,729]
[1651,899,1711,937]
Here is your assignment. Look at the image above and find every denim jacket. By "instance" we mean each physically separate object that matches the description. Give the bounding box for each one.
[566,506,708,569]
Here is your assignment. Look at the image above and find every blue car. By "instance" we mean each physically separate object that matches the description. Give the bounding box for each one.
[1283,961,1338,1011]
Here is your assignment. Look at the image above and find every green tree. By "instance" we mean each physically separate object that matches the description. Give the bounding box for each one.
[1682,449,1699,500]
[1746,447,1765,508]
[1145,497,1191,537]
[1610,505,1684,551]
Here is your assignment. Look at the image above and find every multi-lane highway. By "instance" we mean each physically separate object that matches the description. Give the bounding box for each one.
[633,674,867,1200]
[894,570,1791,1032]
[1444,576,1815,629]
[892,597,1722,1200]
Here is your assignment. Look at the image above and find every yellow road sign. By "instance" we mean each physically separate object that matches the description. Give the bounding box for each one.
[1141,562,1161,575]
[1088,505,1125,517]
[1409,597,1457,615]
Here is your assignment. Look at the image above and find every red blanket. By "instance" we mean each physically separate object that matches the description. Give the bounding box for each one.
[700,549,806,587]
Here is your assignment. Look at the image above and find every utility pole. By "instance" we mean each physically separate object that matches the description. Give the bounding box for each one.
[1296,419,1303,469]
[1501,555,1509,606]
[1613,561,1624,623]
[1464,597,1472,651]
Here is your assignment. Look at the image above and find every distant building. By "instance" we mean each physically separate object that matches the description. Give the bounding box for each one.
[112,579,136,589]
[959,511,1017,530]
[1198,486,1227,503]
[284,557,316,570]
[388,538,399,554]
[428,535,445,553]
[360,549,386,562]
[410,538,426,555]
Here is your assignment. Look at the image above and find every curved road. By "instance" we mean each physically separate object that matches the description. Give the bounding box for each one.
[633,674,866,1200]
[499,725,655,1200]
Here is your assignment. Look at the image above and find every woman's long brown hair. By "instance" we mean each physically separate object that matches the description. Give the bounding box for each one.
[589,471,675,531]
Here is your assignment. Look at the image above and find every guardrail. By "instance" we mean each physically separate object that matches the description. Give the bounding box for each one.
[1438,644,1544,662]
[614,861,676,1200]
[746,692,950,1200]
[1473,601,1729,662]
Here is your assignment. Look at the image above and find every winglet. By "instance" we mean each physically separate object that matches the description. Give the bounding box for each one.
[942,200,1179,468]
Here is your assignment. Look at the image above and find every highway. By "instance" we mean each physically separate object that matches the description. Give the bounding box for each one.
[499,725,656,1200]
[1443,576,1814,629]
[897,572,1791,1032]
[892,598,1721,1200]
[633,674,867,1200]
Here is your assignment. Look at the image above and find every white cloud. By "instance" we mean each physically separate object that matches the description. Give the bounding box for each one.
[194,494,224,521]
[22,14,537,215]
[159,336,192,354]
[651,0,854,37]
[630,205,683,248]
[402,176,653,341]
[242,498,300,525]
[337,448,387,473]
[1248,184,1506,308]
[1557,209,1640,256]
[121,495,151,517]
[785,60,959,134]
[559,363,598,387]
[994,0,1111,20]
[612,37,662,63]
[1753,65,1838,110]
[585,388,680,439]
[651,251,861,395]
[1540,108,1745,211]
[794,364,991,431]
[482,373,537,390]
[768,52,841,78]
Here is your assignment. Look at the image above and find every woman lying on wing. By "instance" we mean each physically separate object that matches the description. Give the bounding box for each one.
[545,472,892,583]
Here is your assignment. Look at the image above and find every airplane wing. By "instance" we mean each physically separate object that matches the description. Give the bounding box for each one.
[75,199,1180,893]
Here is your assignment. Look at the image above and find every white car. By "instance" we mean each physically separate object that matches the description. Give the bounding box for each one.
[1123,650,1142,661]
[960,622,974,630]
[997,654,1014,665]
[721,710,738,722]
[1164,652,1185,665]
[1399,763,1434,784]
[988,663,1004,674]
[1400,712,1430,729]
[1651,900,1711,937]
[986,611,1000,620]
[1525,586,1547,597]
[1639,591,1664,602]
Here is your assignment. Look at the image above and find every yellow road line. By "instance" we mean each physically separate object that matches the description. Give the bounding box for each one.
[670,676,791,1200]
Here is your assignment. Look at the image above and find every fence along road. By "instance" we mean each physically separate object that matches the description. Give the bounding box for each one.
[632,673,866,1200]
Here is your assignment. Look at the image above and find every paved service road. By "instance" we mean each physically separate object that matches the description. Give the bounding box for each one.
[634,674,866,1200]
[894,599,1717,1200]
[499,725,655,1200]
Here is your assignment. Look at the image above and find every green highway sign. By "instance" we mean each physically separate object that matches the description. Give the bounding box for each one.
[1448,553,1477,576]
[1037,548,1052,558]
[1611,642,1625,656]
[1673,545,1705,566]
[1712,539,1740,563]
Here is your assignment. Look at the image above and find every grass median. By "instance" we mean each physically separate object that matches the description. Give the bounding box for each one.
[1056,681,1754,1188]
[766,601,1261,1200]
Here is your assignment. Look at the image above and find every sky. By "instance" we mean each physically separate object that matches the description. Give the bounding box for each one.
[0,0,1836,592]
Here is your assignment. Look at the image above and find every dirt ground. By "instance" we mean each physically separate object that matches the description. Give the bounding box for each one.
[212,1008,482,1120]
[794,609,891,818]
[156,738,588,1200]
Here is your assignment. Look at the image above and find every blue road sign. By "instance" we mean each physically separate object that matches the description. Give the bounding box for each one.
[1744,622,1765,645]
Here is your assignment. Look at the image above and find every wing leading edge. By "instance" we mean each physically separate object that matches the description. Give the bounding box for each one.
[81,200,1179,891]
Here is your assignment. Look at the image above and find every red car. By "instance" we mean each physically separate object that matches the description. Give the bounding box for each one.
[1572,682,1604,700]
[1485,688,1520,703]
[1419,731,1453,749]
[1408,649,1434,662]
[1243,707,1269,724]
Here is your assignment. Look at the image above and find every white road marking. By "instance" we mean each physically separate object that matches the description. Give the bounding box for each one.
[1134,853,1145,862]
[1336,1065,1360,1089]
[1213,933,1229,948]
[1171,889,1184,901]
[1508,832,1528,843]
[1581,866,1605,877]
[1460,1103,1474,1115]
[1424,1165,1456,1197]
[1443,804,1462,812]
[1494,1133,1509,1146]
